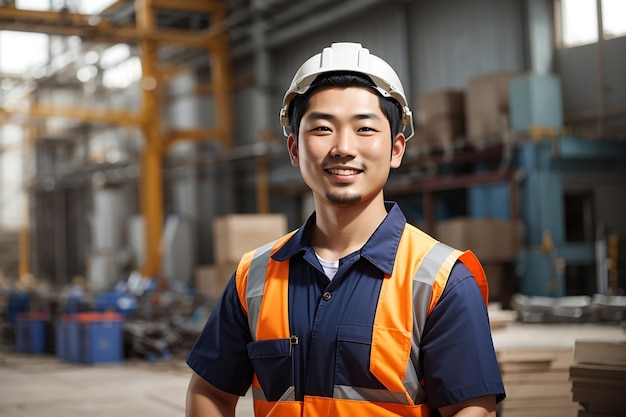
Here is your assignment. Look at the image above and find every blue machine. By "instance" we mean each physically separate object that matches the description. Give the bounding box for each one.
[514,137,626,296]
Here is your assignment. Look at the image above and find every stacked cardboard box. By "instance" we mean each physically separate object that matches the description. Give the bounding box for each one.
[412,89,466,155]
[465,71,521,149]
[195,214,288,300]
[435,217,523,262]
[435,217,524,300]
[497,347,580,417]
[570,339,626,416]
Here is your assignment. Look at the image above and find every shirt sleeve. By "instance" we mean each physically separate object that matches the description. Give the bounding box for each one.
[420,261,506,410]
[186,273,254,396]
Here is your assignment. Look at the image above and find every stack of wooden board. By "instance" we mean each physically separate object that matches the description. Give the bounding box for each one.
[496,347,581,417]
[570,339,626,416]
[488,303,518,331]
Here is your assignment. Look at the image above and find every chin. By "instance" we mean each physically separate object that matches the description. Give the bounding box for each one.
[325,193,362,207]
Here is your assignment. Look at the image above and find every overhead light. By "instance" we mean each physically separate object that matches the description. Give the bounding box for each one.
[88,16,103,26]
[77,65,99,83]
[85,51,100,65]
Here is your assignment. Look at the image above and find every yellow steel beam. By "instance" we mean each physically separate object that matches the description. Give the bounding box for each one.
[0,7,94,24]
[1,104,142,125]
[256,156,269,214]
[136,0,164,283]
[209,35,232,147]
[0,2,223,22]
[150,0,224,13]
[162,128,222,149]
[0,6,225,47]
[18,124,41,282]
[0,21,223,47]
[18,221,29,280]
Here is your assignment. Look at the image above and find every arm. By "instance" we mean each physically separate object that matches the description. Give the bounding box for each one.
[186,371,239,417]
[421,263,505,412]
[438,394,496,417]
[185,276,254,416]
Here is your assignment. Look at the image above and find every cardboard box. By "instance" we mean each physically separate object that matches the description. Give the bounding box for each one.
[416,89,465,123]
[424,115,466,151]
[436,217,524,262]
[465,72,521,149]
[213,213,288,264]
[412,90,467,154]
[195,262,239,300]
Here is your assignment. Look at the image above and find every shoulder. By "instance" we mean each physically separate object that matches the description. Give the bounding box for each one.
[398,223,440,255]
[402,223,438,242]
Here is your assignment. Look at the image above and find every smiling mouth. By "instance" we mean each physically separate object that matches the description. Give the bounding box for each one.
[326,168,361,175]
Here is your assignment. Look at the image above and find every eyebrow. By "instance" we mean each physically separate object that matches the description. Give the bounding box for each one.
[304,111,384,122]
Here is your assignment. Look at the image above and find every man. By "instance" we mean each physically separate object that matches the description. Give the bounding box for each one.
[186,42,505,417]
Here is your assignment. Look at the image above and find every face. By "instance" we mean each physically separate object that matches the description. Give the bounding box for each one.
[287,87,405,208]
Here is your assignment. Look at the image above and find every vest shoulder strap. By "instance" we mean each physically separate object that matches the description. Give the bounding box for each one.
[235,230,297,340]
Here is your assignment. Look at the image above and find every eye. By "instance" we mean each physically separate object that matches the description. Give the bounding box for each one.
[357,126,378,133]
[310,126,332,133]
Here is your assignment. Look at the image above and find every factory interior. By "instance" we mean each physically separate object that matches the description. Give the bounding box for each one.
[0,0,625,416]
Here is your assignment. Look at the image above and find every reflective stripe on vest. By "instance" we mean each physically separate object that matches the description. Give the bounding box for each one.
[236,225,488,415]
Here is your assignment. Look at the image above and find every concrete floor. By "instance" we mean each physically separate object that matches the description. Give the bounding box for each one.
[0,350,254,417]
[0,321,623,417]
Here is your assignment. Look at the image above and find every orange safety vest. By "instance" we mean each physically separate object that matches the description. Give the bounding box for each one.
[235,224,488,417]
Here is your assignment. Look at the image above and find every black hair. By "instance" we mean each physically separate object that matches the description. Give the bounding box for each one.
[287,71,404,140]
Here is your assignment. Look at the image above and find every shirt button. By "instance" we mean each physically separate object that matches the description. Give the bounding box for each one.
[322,292,332,301]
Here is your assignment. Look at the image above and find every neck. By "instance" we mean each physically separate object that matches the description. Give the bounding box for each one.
[310,194,388,261]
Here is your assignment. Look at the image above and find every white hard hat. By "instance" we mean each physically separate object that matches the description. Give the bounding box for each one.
[279,42,414,140]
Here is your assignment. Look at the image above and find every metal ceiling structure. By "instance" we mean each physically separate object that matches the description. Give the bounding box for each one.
[0,0,391,286]
[0,0,233,283]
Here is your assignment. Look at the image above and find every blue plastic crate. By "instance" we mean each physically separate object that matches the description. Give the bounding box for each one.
[64,317,82,363]
[79,312,124,365]
[55,320,65,360]
[15,312,47,354]
[56,315,76,361]
[7,292,30,325]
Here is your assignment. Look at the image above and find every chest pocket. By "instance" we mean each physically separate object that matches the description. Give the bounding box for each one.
[334,323,386,390]
[247,338,295,401]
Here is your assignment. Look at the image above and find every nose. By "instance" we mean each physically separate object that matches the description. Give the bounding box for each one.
[331,128,356,157]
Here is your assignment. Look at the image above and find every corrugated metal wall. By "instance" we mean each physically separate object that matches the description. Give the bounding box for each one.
[409,0,526,99]
[556,37,626,115]
[229,0,528,145]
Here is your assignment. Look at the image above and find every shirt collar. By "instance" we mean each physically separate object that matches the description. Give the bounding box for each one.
[272,201,406,276]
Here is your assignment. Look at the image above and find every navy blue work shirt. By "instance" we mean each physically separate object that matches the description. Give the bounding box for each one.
[187,202,506,410]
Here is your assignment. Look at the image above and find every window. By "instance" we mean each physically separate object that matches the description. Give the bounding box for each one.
[557,0,626,48]
[16,0,117,14]
[0,31,49,74]
[602,0,626,40]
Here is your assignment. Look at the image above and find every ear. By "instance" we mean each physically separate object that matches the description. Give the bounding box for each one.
[287,134,299,167]
[390,133,406,169]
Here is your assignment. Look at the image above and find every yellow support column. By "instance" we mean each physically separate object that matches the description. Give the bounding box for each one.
[209,30,232,148]
[136,0,164,282]
[18,125,38,282]
[18,210,30,281]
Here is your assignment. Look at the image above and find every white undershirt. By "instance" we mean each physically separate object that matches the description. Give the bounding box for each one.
[315,253,339,280]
